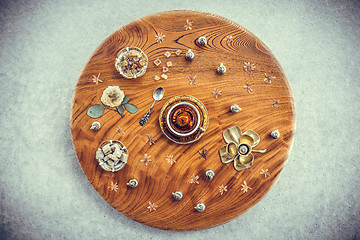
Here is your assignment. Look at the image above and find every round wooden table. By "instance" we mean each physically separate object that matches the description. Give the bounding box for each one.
[70,10,295,231]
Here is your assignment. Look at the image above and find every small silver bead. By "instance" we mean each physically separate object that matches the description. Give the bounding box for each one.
[127,178,138,188]
[197,36,207,46]
[230,104,241,113]
[194,202,205,212]
[172,191,183,200]
[271,129,280,139]
[90,121,101,130]
[239,145,248,154]
[205,169,215,180]
[185,49,195,61]
[217,63,226,74]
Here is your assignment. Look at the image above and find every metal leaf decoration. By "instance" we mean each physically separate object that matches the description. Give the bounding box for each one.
[87,104,104,118]
[124,103,138,113]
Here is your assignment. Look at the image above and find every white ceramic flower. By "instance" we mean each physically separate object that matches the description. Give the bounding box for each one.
[100,86,124,107]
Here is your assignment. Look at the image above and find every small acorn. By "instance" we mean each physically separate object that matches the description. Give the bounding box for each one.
[127,178,138,188]
[230,104,241,113]
[217,63,226,74]
[194,202,205,212]
[205,169,215,180]
[271,129,280,139]
[185,49,195,61]
[90,121,101,130]
[197,36,208,46]
[172,191,183,200]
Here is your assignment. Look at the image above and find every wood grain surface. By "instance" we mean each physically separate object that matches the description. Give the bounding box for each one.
[70,10,295,231]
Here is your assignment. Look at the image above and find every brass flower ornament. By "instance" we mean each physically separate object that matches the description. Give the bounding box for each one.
[219,126,266,171]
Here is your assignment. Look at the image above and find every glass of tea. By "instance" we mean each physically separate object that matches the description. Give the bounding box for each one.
[166,102,201,136]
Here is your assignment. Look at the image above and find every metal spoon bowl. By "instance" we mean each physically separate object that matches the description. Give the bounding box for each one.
[153,87,164,101]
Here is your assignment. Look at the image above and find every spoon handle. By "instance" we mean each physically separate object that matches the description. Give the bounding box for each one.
[139,112,150,126]
[139,100,156,126]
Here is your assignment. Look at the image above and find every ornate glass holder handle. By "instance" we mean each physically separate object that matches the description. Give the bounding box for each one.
[219,126,266,171]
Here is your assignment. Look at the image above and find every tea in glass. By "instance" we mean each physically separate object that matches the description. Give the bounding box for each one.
[168,102,199,136]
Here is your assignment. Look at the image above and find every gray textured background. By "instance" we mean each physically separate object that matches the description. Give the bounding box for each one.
[1,0,359,239]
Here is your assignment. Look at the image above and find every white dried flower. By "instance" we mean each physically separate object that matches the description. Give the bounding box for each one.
[100,86,125,107]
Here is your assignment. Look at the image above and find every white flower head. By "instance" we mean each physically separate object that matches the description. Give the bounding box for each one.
[101,86,125,107]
